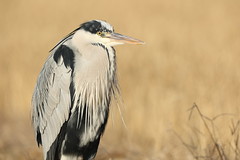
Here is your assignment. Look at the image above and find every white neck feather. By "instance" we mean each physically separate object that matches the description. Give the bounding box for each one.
[68,31,117,145]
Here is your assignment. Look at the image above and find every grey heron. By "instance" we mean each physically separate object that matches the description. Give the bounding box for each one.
[31,20,144,160]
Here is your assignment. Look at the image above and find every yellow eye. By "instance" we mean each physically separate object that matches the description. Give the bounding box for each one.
[97,31,102,36]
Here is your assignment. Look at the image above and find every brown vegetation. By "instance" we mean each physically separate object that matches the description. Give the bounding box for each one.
[1,0,240,159]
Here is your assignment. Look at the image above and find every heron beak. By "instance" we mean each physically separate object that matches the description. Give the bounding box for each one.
[105,32,144,45]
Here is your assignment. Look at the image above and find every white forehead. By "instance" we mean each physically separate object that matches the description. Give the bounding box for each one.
[95,20,113,31]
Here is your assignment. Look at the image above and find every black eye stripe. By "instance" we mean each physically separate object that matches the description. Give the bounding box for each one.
[103,29,112,33]
[80,20,113,34]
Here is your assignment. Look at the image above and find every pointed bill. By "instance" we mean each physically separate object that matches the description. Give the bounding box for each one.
[106,32,145,45]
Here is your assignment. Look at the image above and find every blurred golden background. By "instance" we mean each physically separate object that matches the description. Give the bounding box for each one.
[1,0,240,159]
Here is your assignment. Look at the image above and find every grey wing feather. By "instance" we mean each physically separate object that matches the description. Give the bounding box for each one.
[31,53,72,159]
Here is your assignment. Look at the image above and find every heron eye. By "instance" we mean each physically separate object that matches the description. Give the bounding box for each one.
[97,31,102,36]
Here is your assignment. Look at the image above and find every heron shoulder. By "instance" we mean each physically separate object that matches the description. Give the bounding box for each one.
[53,45,75,70]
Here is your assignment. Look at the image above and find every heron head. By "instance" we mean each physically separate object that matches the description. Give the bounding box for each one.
[77,20,144,46]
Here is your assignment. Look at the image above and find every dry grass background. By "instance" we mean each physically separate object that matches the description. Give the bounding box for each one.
[1,0,240,159]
